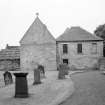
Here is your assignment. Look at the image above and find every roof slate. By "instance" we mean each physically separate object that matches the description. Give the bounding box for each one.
[20,16,55,45]
[57,27,103,42]
[0,46,20,60]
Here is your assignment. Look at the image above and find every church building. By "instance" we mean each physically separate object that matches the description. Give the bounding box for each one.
[0,14,103,71]
[20,14,56,71]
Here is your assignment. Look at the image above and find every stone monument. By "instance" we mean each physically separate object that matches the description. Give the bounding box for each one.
[38,65,45,79]
[3,71,13,85]
[58,64,69,79]
[14,73,28,98]
[33,67,41,85]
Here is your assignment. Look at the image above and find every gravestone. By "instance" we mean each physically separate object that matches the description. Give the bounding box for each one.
[3,71,13,85]
[14,73,28,98]
[58,64,69,79]
[38,65,45,79]
[33,67,41,85]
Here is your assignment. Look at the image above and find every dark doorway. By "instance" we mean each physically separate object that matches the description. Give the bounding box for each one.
[63,59,68,64]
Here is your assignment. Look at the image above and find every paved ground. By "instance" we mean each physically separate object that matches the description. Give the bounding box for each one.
[0,71,74,105]
[59,71,105,105]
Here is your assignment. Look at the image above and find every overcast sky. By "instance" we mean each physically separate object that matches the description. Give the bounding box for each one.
[0,0,105,49]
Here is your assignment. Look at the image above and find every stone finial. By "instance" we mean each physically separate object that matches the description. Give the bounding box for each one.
[6,44,9,49]
[36,12,39,17]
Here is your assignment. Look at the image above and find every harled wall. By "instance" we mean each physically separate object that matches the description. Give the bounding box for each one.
[56,41,103,70]
[20,43,56,71]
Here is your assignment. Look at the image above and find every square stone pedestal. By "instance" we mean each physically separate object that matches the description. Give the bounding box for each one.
[14,73,28,98]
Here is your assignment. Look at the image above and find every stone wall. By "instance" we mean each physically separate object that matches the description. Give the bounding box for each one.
[20,43,56,71]
[56,41,103,69]
[0,60,20,71]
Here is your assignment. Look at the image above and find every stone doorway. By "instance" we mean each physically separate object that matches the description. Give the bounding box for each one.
[63,59,68,65]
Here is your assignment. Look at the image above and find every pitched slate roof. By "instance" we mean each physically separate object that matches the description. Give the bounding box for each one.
[20,16,55,45]
[0,45,20,60]
[57,27,103,42]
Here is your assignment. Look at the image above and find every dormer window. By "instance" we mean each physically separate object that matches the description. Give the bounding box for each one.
[63,44,68,54]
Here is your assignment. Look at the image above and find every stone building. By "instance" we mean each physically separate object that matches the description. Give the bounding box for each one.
[56,27,103,70]
[20,15,56,71]
[0,44,20,71]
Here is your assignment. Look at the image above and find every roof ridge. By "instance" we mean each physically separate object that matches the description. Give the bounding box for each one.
[56,27,103,41]
[20,16,44,44]
[20,15,55,44]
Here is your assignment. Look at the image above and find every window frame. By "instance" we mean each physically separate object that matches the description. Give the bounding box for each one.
[91,43,97,54]
[77,43,82,54]
[62,44,68,54]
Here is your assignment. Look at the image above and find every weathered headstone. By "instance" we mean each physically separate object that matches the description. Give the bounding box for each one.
[58,64,69,79]
[3,71,13,85]
[14,73,28,98]
[33,68,41,85]
[38,65,45,79]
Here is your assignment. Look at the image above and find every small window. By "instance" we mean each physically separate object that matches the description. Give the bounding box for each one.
[63,59,68,64]
[63,44,68,54]
[91,43,97,54]
[77,43,82,54]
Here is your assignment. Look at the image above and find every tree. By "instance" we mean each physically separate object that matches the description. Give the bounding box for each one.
[94,24,105,39]
[94,24,105,57]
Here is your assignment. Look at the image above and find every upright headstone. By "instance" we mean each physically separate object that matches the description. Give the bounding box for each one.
[3,71,13,85]
[33,68,41,85]
[14,73,28,98]
[38,65,45,79]
[58,64,69,79]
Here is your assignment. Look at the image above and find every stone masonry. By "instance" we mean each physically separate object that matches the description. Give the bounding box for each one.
[20,15,56,71]
[56,41,103,69]
[56,27,103,70]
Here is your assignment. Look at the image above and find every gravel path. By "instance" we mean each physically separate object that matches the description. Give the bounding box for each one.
[59,71,105,105]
